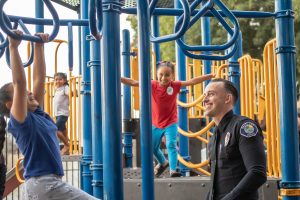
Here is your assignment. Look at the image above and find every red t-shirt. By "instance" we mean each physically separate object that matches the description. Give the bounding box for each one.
[151,80,182,128]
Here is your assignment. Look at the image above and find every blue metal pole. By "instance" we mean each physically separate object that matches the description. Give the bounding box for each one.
[275,1,300,200]
[101,0,123,199]
[35,0,44,33]
[78,13,82,75]
[77,12,83,189]
[228,32,242,115]
[201,1,211,86]
[89,36,103,198]
[8,15,89,27]
[200,2,214,166]
[67,23,74,71]
[80,0,93,194]
[151,16,161,63]
[136,0,154,199]
[122,29,133,168]
[176,0,189,176]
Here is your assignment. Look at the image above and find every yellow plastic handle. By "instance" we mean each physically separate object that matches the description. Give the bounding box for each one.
[16,158,25,183]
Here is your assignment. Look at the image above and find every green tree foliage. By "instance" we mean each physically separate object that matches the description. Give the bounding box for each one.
[126,1,299,77]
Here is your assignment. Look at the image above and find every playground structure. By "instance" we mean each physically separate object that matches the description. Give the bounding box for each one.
[0,0,299,200]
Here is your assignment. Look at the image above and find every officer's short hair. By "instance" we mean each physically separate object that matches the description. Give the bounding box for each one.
[210,78,239,105]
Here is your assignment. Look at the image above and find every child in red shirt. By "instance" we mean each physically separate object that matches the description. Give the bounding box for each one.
[122,61,214,177]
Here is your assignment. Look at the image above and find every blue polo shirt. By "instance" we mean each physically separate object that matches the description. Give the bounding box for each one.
[8,107,64,180]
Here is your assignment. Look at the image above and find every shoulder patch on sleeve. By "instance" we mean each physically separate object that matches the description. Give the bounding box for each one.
[240,121,258,138]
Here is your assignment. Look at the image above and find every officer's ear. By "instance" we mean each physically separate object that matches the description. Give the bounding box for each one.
[225,93,232,104]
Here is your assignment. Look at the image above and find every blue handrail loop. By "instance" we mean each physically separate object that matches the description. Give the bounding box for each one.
[149,0,191,43]
[0,0,60,42]
[175,0,240,60]
[0,12,10,49]
[0,32,6,58]
[89,0,103,40]
[68,22,74,71]
[0,33,8,50]
[5,20,34,68]
[175,0,213,36]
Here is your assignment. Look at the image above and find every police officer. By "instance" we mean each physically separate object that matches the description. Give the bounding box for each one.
[203,78,267,200]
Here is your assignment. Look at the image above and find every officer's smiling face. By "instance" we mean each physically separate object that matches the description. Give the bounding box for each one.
[203,82,229,118]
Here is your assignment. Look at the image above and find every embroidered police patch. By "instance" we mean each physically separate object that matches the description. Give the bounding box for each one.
[240,122,258,138]
[224,132,231,146]
[167,86,174,95]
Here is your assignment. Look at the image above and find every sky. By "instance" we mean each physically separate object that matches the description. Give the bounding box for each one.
[0,0,133,87]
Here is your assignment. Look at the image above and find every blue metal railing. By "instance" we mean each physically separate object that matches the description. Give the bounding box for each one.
[5,20,34,67]
[0,13,10,51]
[68,22,74,71]
[275,1,300,200]
[0,0,60,42]
[7,15,89,26]
[175,0,240,60]
[122,29,133,168]
[89,0,103,40]
[0,32,5,58]
[175,0,213,34]
[0,32,8,50]
[149,0,191,43]
[80,0,93,194]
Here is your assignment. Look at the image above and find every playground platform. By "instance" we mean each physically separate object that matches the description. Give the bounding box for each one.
[123,168,279,200]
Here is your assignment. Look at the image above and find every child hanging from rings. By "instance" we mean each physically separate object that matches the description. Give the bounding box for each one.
[0,30,98,199]
[54,72,70,155]
[121,61,214,177]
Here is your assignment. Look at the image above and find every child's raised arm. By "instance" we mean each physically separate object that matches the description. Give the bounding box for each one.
[121,77,139,87]
[33,33,49,107]
[9,30,27,122]
[180,74,215,87]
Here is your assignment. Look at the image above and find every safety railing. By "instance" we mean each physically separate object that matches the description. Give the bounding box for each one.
[263,39,281,178]
[252,58,265,123]
[211,61,228,80]
[239,55,256,120]
[239,55,266,122]
[52,39,69,73]
[177,120,213,175]
[186,58,203,118]
[130,48,140,113]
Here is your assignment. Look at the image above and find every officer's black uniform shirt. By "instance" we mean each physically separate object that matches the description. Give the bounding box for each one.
[207,110,267,200]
